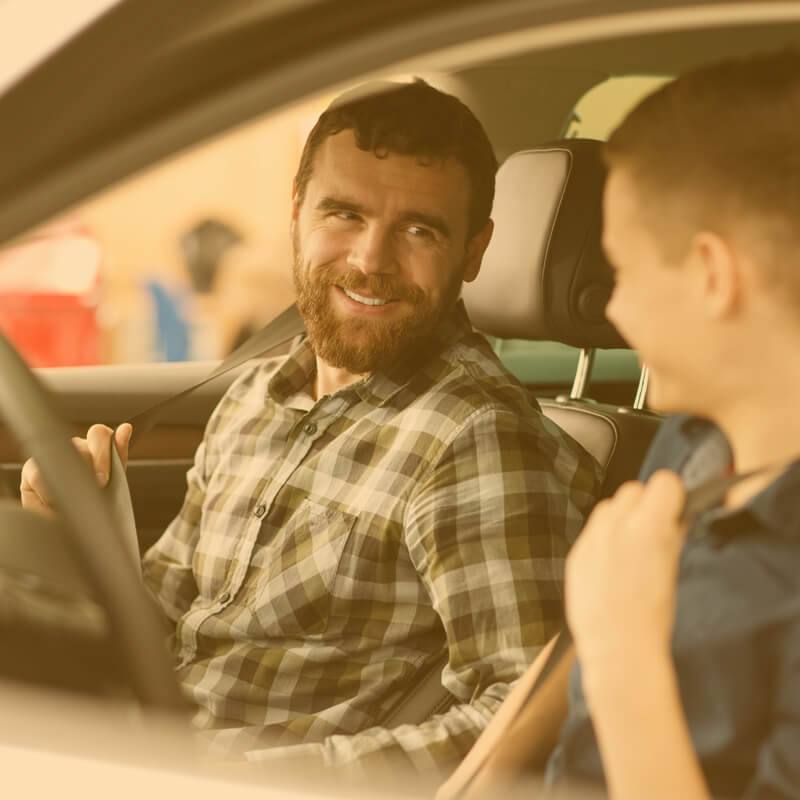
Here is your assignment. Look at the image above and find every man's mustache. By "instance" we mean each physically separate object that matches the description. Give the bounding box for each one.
[313,265,426,304]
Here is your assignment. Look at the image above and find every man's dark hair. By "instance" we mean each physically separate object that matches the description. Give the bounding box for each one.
[294,79,497,238]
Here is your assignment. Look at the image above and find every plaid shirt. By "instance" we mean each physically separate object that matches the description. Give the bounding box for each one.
[142,302,600,775]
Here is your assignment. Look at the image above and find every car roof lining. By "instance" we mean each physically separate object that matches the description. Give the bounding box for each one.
[0,1,798,244]
[451,20,800,161]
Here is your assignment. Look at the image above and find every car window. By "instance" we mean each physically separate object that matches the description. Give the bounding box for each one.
[563,74,672,139]
[0,226,103,367]
[0,92,332,367]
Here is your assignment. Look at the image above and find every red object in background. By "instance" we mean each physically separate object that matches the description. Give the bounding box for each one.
[0,230,102,367]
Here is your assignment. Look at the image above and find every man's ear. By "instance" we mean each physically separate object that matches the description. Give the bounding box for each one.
[463,219,494,283]
[290,182,300,235]
[691,231,742,319]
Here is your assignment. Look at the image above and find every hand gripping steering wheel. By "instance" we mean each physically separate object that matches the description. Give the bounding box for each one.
[0,332,186,710]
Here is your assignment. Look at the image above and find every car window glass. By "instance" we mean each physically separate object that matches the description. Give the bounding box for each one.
[0,91,333,368]
[563,74,671,139]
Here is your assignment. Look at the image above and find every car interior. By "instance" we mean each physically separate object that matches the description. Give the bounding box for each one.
[1,14,796,550]
[0,0,799,778]
[0,135,661,720]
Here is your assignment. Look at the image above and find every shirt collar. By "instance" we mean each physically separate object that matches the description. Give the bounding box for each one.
[673,416,800,541]
[675,416,734,491]
[743,458,800,538]
[698,456,800,542]
[267,338,317,406]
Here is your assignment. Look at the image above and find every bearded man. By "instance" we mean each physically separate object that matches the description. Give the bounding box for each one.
[21,80,599,776]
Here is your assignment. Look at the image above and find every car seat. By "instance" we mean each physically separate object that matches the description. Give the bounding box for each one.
[463,138,662,497]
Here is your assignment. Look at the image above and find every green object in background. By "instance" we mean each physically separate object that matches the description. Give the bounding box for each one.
[489,338,640,384]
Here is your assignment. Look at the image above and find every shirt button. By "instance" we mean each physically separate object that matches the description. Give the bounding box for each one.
[254,503,266,518]
[218,591,231,604]
[303,421,317,436]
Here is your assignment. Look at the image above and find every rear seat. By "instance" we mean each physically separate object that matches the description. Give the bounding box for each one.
[463,138,662,497]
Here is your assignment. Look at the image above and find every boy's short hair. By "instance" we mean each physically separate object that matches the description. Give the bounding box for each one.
[604,49,800,288]
[294,79,498,238]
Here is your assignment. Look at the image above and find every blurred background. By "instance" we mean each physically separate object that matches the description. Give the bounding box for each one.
[0,68,665,368]
[0,94,325,366]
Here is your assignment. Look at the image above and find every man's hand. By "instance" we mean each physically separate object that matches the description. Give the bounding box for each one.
[565,470,688,690]
[20,423,133,515]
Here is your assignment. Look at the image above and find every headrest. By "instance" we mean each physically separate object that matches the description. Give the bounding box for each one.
[463,139,627,349]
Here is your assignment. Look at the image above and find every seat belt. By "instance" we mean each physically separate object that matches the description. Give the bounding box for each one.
[442,464,772,799]
[104,302,305,570]
[126,302,305,447]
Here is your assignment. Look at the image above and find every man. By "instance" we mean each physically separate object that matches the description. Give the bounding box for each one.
[21,80,599,776]
[441,49,800,799]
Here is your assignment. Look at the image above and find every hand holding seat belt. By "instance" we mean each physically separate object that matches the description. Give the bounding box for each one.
[441,464,776,798]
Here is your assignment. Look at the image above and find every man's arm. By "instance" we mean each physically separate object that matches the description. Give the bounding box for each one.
[143,357,285,625]
[436,633,569,800]
[140,438,208,623]
[244,406,599,776]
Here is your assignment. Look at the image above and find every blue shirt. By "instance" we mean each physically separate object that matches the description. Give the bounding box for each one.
[546,415,800,799]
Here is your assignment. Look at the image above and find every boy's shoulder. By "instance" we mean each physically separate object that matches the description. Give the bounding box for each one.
[639,415,732,487]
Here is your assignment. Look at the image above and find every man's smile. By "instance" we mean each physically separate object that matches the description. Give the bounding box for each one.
[332,283,408,314]
[340,287,394,307]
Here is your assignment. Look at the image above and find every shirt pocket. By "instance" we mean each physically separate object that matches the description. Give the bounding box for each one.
[246,500,357,636]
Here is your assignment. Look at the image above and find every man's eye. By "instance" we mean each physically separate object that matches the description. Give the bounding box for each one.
[406,225,434,239]
[331,210,359,222]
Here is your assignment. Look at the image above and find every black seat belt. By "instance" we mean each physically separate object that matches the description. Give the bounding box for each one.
[126,302,305,447]
[104,302,305,569]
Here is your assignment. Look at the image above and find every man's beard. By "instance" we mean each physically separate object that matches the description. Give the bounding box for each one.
[292,243,464,375]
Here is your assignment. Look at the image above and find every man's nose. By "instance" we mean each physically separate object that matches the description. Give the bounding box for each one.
[346,225,396,274]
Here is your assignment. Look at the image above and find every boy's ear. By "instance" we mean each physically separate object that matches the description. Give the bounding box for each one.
[692,231,742,319]
[463,219,494,283]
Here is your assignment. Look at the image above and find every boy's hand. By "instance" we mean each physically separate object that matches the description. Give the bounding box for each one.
[20,423,132,514]
[565,470,688,675]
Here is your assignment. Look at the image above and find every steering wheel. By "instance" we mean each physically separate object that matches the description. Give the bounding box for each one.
[0,332,186,710]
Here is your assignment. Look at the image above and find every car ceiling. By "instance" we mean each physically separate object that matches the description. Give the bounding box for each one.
[452,20,800,161]
[0,0,798,244]
[0,0,124,93]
